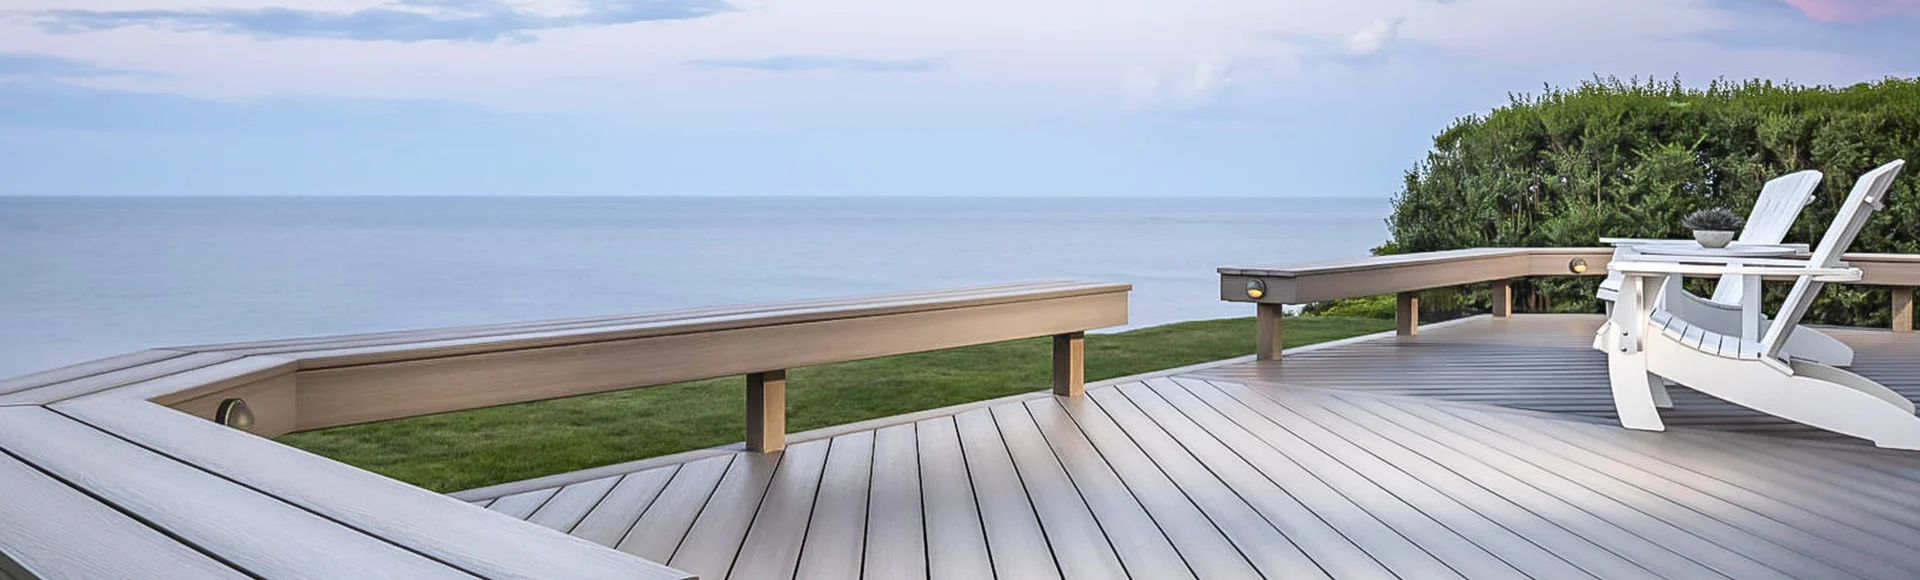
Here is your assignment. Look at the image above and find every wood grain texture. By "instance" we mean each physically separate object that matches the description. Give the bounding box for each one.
[277,282,1128,368]
[0,449,245,580]
[915,416,995,580]
[861,423,927,580]
[988,404,1125,580]
[0,352,243,405]
[667,452,781,580]
[954,408,1062,580]
[525,475,622,532]
[293,291,1127,430]
[617,455,735,562]
[0,350,189,397]
[469,313,1920,580]
[747,370,786,453]
[51,400,693,580]
[0,406,472,579]
[1255,303,1284,361]
[182,281,1113,356]
[1893,286,1913,332]
[730,439,831,580]
[1052,332,1085,397]
[569,467,677,547]
[794,432,874,580]
[1396,291,1419,336]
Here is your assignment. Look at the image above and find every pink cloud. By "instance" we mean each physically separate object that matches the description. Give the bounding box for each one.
[1780,0,1920,22]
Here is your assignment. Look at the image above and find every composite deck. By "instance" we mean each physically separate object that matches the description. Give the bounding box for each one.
[458,314,1920,580]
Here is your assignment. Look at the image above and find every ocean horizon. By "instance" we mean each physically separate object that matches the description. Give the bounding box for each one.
[0,195,1392,378]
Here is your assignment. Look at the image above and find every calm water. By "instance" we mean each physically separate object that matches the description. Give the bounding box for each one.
[0,196,1390,378]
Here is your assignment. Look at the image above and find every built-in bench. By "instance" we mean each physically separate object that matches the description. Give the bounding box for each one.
[1219,248,1920,360]
[0,281,1128,578]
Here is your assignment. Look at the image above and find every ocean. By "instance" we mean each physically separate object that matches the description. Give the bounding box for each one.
[0,196,1391,378]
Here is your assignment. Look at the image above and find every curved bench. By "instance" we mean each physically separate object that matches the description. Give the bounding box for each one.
[0,280,1129,579]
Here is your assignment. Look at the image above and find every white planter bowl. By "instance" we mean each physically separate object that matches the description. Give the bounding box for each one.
[1693,230,1735,249]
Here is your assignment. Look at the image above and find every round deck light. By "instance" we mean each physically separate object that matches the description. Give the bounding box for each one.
[216,398,255,432]
[1245,279,1267,300]
[1569,258,1588,274]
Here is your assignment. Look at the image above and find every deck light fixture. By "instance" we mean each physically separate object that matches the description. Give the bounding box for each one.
[1569,258,1588,275]
[1245,279,1267,300]
[216,398,255,432]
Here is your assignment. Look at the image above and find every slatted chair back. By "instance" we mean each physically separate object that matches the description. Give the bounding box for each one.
[1711,170,1824,304]
[1760,160,1906,359]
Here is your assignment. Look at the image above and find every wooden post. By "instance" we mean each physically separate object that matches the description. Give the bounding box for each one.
[1255,303,1285,362]
[1051,332,1085,397]
[1894,287,1914,333]
[1491,279,1513,318]
[746,370,786,453]
[1396,292,1420,336]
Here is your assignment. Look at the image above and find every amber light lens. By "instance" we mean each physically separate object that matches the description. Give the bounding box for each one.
[1245,279,1267,299]
[1569,258,1588,274]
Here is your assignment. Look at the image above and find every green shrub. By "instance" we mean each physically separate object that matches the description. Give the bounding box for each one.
[1383,75,1920,325]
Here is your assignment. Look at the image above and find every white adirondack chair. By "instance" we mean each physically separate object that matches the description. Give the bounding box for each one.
[1593,170,1854,369]
[1599,160,1917,450]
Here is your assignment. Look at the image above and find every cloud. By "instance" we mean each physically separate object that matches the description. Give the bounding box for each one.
[685,55,941,73]
[25,0,736,43]
[1121,57,1260,112]
[1779,0,1920,22]
[0,52,156,81]
[1274,17,1415,70]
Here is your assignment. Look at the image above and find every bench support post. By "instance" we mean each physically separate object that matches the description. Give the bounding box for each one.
[747,370,786,453]
[1396,292,1420,336]
[1256,303,1285,361]
[1895,287,1914,333]
[1492,279,1513,318]
[1052,332,1085,397]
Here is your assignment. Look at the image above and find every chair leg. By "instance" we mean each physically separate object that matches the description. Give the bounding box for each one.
[1650,381,1673,409]
[1607,350,1667,431]
[1648,334,1920,450]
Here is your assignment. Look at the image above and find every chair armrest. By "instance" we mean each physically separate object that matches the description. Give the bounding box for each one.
[1608,260,1861,282]
[1596,238,1811,251]
[1598,237,1688,246]
[1609,255,1832,267]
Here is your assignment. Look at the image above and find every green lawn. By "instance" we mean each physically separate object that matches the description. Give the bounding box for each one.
[278,315,1393,492]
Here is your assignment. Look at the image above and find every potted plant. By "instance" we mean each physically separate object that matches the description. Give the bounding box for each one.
[1682,208,1744,249]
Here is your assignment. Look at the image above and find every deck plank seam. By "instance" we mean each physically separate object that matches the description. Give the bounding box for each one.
[1356,396,1808,580]
[36,404,504,578]
[1020,397,1179,580]
[562,473,629,536]
[652,455,740,568]
[606,465,684,549]
[1134,379,1459,580]
[987,404,1082,580]
[1439,403,1920,552]
[1095,384,1337,579]
[1141,380,1413,579]
[1322,389,1757,580]
[1398,399,1876,580]
[1044,391,1267,576]
[1304,390,1704,580]
[1256,381,1661,580]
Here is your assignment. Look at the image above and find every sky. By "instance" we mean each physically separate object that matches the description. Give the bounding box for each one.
[1,0,1916,197]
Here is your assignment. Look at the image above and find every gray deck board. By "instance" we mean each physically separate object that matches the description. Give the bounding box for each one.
[570,467,677,547]
[989,404,1128,580]
[471,314,1920,580]
[0,449,245,580]
[795,432,875,580]
[616,455,732,562]
[955,408,1063,580]
[729,439,830,580]
[0,407,472,579]
[861,424,927,580]
[666,452,780,580]
[525,475,620,532]
[915,415,996,580]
